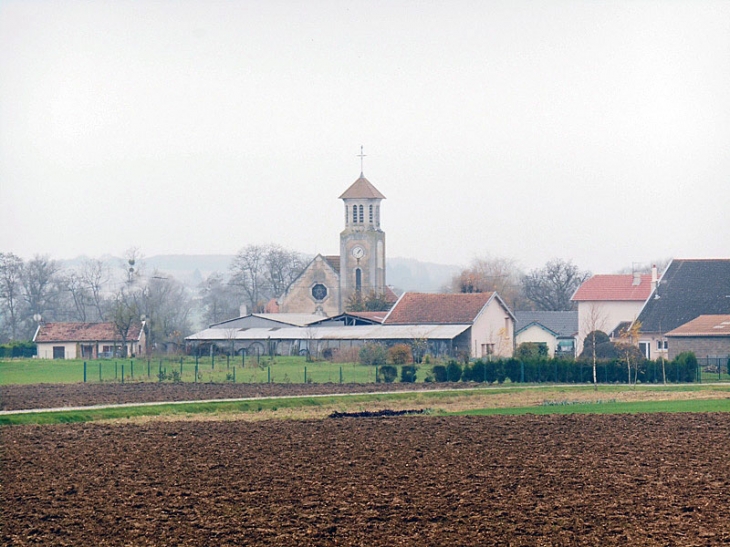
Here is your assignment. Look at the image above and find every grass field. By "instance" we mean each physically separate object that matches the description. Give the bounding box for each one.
[0,356,381,385]
[3,356,730,386]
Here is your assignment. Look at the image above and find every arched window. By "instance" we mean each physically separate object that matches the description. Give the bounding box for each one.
[369,204,373,224]
[355,268,362,293]
[352,205,357,224]
[358,205,364,224]
[345,205,349,225]
[375,205,380,226]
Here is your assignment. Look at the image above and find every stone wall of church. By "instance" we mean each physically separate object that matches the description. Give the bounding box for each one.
[278,256,341,316]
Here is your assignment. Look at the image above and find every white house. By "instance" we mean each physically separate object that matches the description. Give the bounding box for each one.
[33,322,146,360]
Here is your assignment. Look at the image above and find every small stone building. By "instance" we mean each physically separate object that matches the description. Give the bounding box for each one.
[665,315,730,361]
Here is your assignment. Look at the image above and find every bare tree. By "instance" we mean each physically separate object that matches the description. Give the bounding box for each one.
[616,321,643,385]
[0,253,24,341]
[21,255,62,336]
[109,288,140,358]
[523,259,590,311]
[229,244,268,313]
[62,271,90,322]
[229,244,305,313]
[80,258,111,321]
[264,245,305,298]
[199,272,240,326]
[450,255,525,310]
[581,303,608,389]
[139,273,192,354]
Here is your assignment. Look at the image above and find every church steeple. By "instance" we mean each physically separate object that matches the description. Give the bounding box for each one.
[339,152,386,310]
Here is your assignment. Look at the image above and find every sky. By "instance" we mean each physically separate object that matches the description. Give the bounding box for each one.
[1,0,728,275]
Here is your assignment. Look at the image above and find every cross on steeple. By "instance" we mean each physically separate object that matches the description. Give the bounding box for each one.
[357,145,366,177]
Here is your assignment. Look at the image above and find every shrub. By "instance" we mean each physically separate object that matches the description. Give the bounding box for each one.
[359,343,388,366]
[388,344,413,365]
[446,360,462,382]
[515,342,548,361]
[400,365,418,383]
[431,364,448,382]
[378,365,398,383]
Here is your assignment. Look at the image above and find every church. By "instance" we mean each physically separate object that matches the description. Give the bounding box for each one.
[277,170,390,316]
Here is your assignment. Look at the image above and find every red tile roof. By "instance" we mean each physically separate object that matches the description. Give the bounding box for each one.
[572,274,654,302]
[666,315,730,337]
[384,292,494,324]
[338,176,386,200]
[35,322,143,343]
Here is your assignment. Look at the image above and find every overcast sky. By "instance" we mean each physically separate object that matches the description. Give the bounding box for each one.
[1,0,728,274]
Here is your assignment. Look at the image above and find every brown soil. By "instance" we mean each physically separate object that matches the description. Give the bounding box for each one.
[0,382,478,411]
[3,413,730,546]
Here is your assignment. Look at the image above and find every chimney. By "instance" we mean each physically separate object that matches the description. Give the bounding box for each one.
[239,304,248,317]
[632,271,641,286]
[651,264,658,292]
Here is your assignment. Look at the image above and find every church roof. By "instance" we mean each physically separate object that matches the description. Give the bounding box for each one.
[323,255,340,274]
[339,176,385,200]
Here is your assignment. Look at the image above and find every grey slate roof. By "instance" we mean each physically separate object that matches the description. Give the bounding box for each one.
[514,311,578,337]
[636,259,730,334]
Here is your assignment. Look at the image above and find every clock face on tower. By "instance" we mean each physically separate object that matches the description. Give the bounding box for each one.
[351,246,365,259]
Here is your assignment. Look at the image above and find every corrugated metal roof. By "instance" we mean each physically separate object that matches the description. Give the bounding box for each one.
[186,324,470,341]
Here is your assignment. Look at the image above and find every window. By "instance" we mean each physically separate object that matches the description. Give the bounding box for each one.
[52,346,65,359]
[481,343,495,357]
[656,340,668,350]
[311,284,328,301]
[352,205,357,224]
[355,268,362,292]
[345,205,348,224]
[369,204,373,223]
[358,205,364,224]
[375,205,380,226]
[639,342,651,359]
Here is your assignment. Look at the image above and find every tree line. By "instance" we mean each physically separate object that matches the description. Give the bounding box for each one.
[2,244,655,349]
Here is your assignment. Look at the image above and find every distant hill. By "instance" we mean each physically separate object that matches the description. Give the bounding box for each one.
[60,254,461,293]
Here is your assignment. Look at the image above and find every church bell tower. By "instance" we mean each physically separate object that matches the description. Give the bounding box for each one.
[339,160,386,311]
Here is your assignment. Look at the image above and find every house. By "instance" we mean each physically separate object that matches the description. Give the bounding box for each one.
[665,315,730,361]
[571,269,657,355]
[514,311,578,357]
[33,322,146,360]
[634,259,730,359]
[383,292,515,358]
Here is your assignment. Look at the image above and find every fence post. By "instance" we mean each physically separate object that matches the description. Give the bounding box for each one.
[194,361,199,383]
[180,357,183,378]
[268,366,271,384]
[131,360,134,380]
[99,362,102,382]
[340,366,343,384]
[233,366,236,383]
[83,361,87,383]
[147,359,150,379]
[122,364,125,384]
[304,366,307,384]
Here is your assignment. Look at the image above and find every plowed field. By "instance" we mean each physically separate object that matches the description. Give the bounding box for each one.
[0,382,476,411]
[3,413,730,546]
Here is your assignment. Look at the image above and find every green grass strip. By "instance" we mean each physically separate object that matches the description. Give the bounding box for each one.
[453,398,730,416]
